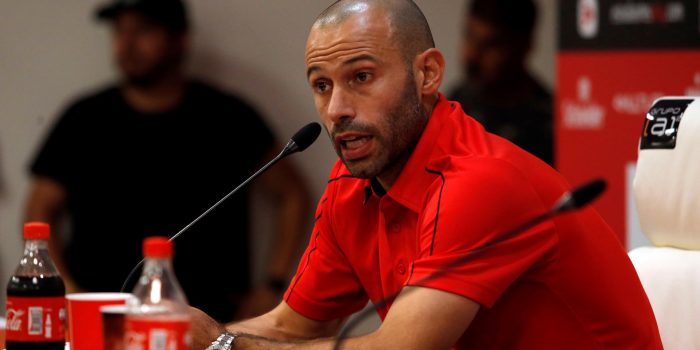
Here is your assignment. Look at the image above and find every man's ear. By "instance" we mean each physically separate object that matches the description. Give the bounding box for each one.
[414,48,445,97]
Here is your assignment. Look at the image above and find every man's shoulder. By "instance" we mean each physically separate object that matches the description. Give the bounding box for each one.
[431,152,558,212]
[445,154,527,177]
[69,84,120,108]
[53,85,121,125]
[61,84,120,115]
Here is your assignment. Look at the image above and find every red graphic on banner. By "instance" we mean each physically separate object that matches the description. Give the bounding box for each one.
[125,317,190,350]
[556,50,700,244]
[5,296,66,342]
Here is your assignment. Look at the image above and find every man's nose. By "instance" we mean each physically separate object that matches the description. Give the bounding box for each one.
[327,86,355,125]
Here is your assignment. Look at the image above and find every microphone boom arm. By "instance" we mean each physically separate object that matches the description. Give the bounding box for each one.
[120,123,321,293]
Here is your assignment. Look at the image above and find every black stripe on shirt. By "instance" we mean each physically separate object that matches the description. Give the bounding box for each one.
[425,168,446,256]
[286,230,321,303]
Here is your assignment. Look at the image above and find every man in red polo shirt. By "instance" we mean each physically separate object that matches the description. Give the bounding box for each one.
[191,1,663,349]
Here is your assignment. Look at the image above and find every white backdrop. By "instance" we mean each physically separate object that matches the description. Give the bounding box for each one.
[0,0,555,318]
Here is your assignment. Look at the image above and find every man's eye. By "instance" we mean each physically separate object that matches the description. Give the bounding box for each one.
[356,72,370,82]
[315,81,330,92]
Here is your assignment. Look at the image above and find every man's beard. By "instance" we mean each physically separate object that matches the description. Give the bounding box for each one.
[124,70,162,87]
[122,65,170,88]
[333,72,428,180]
[119,55,180,88]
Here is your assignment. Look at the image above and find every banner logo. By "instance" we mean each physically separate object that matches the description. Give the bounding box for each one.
[577,0,599,39]
[685,72,700,95]
[641,98,694,149]
[563,76,606,129]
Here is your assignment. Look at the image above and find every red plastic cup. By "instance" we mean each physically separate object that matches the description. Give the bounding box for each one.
[66,293,132,350]
[101,305,129,350]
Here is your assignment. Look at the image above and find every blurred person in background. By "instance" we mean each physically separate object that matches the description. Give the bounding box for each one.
[23,0,310,323]
[449,0,553,165]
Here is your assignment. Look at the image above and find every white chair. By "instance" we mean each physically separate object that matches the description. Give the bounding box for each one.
[629,96,700,350]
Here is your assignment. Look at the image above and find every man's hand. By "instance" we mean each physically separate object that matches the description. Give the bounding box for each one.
[63,277,85,294]
[189,307,226,349]
[191,301,344,349]
[194,287,478,350]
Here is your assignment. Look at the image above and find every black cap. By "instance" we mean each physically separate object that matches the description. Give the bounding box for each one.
[95,0,189,33]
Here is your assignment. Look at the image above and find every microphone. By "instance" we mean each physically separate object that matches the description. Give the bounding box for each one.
[552,179,606,213]
[282,122,322,155]
[332,178,607,350]
[120,122,322,293]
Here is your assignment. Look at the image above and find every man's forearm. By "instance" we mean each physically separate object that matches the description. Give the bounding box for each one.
[226,309,339,342]
[230,332,375,350]
[192,300,341,349]
[266,183,310,281]
[254,152,311,283]
[25,180,81,292]
[226,315,301,341]
[46,233,81,292]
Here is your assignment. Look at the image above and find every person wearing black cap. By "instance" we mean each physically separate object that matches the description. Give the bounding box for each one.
[24,0,311,323]
[449,0,553,166]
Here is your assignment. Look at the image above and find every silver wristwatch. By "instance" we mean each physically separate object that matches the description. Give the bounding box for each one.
[206,332,238,350]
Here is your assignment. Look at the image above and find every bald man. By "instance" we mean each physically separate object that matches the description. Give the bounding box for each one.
[191,1,663,349]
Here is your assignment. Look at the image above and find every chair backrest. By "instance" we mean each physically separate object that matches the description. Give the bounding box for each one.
[634,96,700,249]
[631,96,700,350]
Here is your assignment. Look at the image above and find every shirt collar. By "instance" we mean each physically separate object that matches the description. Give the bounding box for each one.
[364,94,457,211]
[363,177,387,204]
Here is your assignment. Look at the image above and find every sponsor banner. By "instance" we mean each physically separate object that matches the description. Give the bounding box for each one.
[556,50,700,243]
[561,0,700,50]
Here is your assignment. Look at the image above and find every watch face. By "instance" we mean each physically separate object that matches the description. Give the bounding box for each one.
[207,333,236,350]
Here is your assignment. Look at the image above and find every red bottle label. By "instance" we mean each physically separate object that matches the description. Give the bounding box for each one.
[125,317,191,350]
[5,296,66,342]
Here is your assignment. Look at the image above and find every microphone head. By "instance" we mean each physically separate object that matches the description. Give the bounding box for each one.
[553,178,607,213]
[286,122,322,154]
[570,179,607,209]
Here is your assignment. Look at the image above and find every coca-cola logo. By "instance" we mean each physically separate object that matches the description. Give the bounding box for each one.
[6,309,25,332]
[125,331,147,350]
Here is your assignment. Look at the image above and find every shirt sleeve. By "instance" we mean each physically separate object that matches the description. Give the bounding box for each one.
[30,106,81,187]
[407,158,559,308]
[283,171,369,321]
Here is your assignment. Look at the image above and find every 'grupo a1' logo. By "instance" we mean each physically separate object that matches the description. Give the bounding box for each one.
[641,98,695,149]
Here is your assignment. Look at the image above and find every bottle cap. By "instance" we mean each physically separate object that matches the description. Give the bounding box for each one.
[143,236,173,258]
[24,222,50,240]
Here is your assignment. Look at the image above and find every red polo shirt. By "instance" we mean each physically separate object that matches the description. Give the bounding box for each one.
[284,95,662,349]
